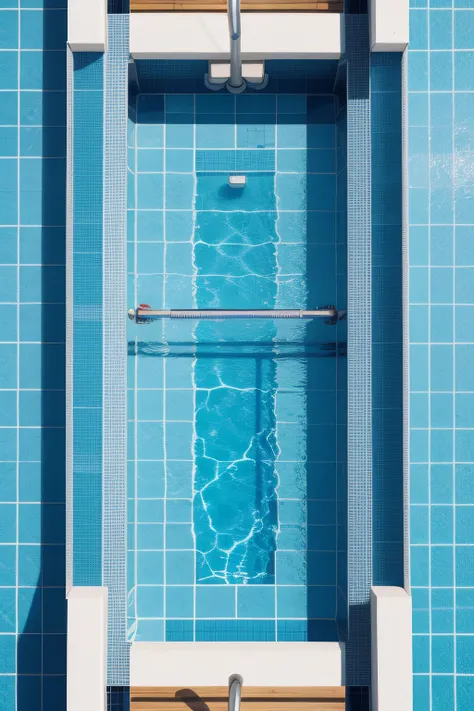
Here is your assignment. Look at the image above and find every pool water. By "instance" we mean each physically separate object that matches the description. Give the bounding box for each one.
[127,92,347,642]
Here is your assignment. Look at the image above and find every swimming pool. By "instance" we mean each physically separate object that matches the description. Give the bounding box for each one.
[126,89,348,642]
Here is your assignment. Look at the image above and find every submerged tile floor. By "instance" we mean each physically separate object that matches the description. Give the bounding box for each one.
[126,93,348,642]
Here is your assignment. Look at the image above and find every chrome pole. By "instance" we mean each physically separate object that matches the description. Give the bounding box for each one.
[128,306,342,323]
[227,0,245,92]
[228,675,242,711]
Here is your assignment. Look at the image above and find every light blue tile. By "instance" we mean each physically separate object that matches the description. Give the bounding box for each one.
[432,676,455,711]
[196,120,234,149]
[456,393,474,429]
[137,523,164,550]
[413,635,430,673]
[166,149,193,172]
[409,188,429,224]
[137,210,164,242]
[166,523,193,549]
[413,609,430,633]
[410,344,429,389]
[431,52,453,91]
[431,428,453,463]
[431,394,453,429]
[166,550,194,584]
[456,345,474,389]
[166,422,193,460]
[412,673,428,708]
[196,586,235,618]
[0,462,16,503]
[431,268,453,303]
[137,498,164,523]
[456,505,474,543]
[0,545,15,586]
[457,588,474,632]
[137,422,164,460]
[137,174,164,210]
[411,505,429,543]
[0,504,16,542]
[0,52,17,90]
[455,51,474,90]
[0,11,18,49]
[21,9,66,50]
[0,127,17,157]
[409,305,429,342]
[410,9,428,48]
[277,149,306,172]
[456,464,474,503]
[411,545,429,585]
[455,10,474,49]
[277,586,306,618]
[137,149,164,173]
[457,305,474,341]
[238,586,275,618]
[456,267,474,303]
[166,242,193,275]
[166,586,194,618]
[432,545,454,586]
[0,635,15,674]
[410,267,428,302]
[430,10,453,48]
[411,464,429,503]
[165,117,194,149]
[166,461,193,498]
[277,122,306,149]
[409,93,429,128]
[432,635,454,673]
[456,635,474,674]
[409,51,428,90]
[138,124,164,149]
[0,91,16,122]
[276,550,305,585]
[167,499,192,523]
[276,174,306,211]
[166,173,194,209]
[137,242,164,274]
[431,305,453,342]
[137,551,164,585]
[165,211,194,242]
[431,505,453,544]
[0,159,17,223]
[137,389,164,421]
[137,585,164,618]
[21,51,66,91]
[431,464,453,503]
[459,671,474,707]
[410,393,429,427]
[166,389,194,421]
[135,619,164,642]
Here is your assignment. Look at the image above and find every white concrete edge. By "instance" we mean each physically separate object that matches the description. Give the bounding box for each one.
[67,587,108,711]
[371,587,412,711]
[68,0,107,52]
[130,13,342,60]
[369,0,409,52]
[131,642,345,686]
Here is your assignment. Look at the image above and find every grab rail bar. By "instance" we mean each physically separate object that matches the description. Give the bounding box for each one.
[128,306,343,324]
[227,0,244,92]
[229,675,243,711]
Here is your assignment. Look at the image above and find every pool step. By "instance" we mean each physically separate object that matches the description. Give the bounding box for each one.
[130,687,346,711]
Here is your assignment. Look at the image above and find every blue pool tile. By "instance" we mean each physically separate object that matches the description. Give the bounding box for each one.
[166,149,193,172]
[411,464,429,503]
[237,117,275,149]
[456,345,474,390]
[277,122,306,150]
[276,586,305,618]
[410,505,429,544]
[165,211,194,242]
[431,429,453,463]
[137,422,164,459]
[410,344,428,390]
[166,95,194,113]
[18,545,40,586]
[135,619,164,642]
[137,174,164,209]
[166,523,193,549]
[137,242,164,275]
[237,586,275,619]
[137,149,164,173]
[0,503,15,543]
[137,585,164,618]
[457,225,474,265]
[456,393,474,429]
[411,394,428,430]
[166,389,193,421]
[456,430,474,461]
[237,94,275,114]
[166,461,193,498]
[0,463,16,503]
[166,586,194,618]
[431,267,453,304]
[413,635,430,673]
[21,51,66,90]
[18,586,40,634]
[277,149,305,173]
[137,210,164,241]
[432,676,454,711]
[137,551,164,585]
[410,9,428,49]
[410,430,429,463]
[431,464,453,503]
[138,124,164,149]
[0,588,15,633]
[166,620,194,641]
[196,94,234,114]
[455,51,474,90]
[137,523,164,550]
[195,619,274,642]
[411,545,429,586]
[166,173,194,209]
[429,52,453,91]
[277,95,306,113]
[455,10,474,49]
[456,464,474,503]
[137,94,164,124]
[0,11,17,48]
[408,51,428,90]
[196,586,235,618]
[167,499,192,523]
[432,635,454,674]
[457,589,474,632]
[456,506,474,543]
[137,499,164,523]
[0,51,17,90]
[432,545,454,586]
[165,117,194,149]
[431,394,453,430]
[0,127,17,157]
[138,389,164,421]
[430,11,453,49]
[413,675,430,711]
[431,506,453,544]
[166,551,194,585]
[196,120,234,149]
[166,422,194,460]
[457,636,474,674]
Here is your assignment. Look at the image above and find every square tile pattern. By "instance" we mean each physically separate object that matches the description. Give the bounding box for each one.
[409,2,474,709]
[127,93,346,643]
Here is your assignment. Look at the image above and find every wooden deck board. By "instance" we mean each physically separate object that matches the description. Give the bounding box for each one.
[130,687,346,711]
[131,0,343,11]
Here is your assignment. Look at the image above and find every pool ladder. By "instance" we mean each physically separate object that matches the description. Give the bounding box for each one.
[229,675,243,711]
[128,305,345,325]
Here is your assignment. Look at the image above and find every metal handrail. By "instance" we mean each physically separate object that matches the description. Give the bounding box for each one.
[229,675,243,711]
[128,306,343,324]
[227,0,244,91]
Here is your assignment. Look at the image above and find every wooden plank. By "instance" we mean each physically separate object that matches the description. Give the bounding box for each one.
[131,688,346,700]
[132,704,345,711]
[130,0,342,10]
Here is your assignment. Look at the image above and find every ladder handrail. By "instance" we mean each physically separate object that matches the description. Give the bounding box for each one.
[229,675,243,711]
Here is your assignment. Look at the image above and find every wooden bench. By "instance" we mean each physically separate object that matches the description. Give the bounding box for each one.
[131,0,343,11]
[130,687,346,711]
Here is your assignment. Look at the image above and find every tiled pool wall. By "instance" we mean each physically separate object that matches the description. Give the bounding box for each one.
[408,3,474,709]
[126,85,348,643]
[0,1,68,710]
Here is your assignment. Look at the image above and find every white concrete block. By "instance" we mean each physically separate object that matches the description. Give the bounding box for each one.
[67,587,108,711]
[371,587,412,711]
[369,0,409,52]
[130,13,342,60]
[68,0,107,52]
